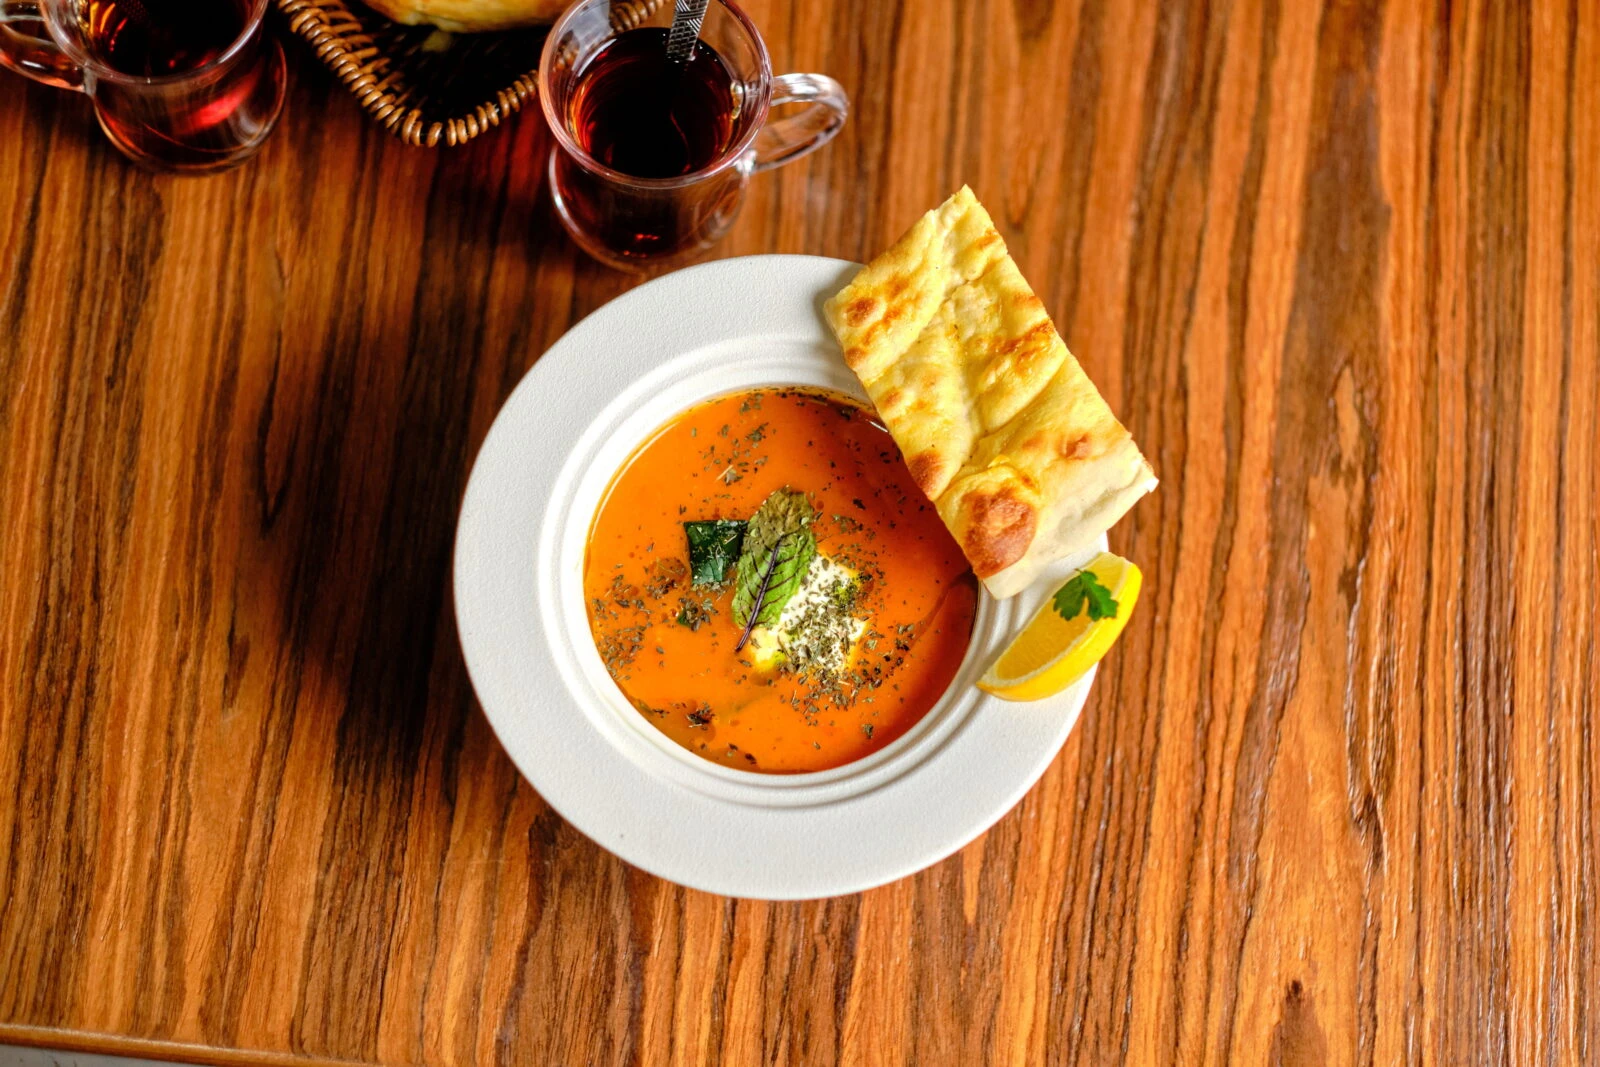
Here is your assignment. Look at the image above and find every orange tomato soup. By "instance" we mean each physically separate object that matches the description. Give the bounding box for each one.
[584,388,978,773]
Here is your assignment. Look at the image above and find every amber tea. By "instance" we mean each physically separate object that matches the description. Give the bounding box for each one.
[0,0,284,171]
[540,0,848,270]
[78,0,248,76]
[548,26,746,264]
[68,0,285,170]
[567,27,738,179]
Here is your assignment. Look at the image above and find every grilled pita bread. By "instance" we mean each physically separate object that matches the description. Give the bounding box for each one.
[824,186,1156,599]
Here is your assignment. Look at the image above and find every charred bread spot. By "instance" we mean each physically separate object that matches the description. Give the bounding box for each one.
[850,312,900,360]
[997,321,1055,359]
[843,296,879,327]
[960,484,1037,576]
[907,450,947,497]
[1057,433,1094,461]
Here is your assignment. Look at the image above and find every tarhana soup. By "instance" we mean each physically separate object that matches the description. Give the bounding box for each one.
[584,388,978,773]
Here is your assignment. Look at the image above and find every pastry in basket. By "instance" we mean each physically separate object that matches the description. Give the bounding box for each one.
[362,0,568,31]
[824,186,1157,600]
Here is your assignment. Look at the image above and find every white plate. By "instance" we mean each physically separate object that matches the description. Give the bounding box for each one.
[454,255,1102,900]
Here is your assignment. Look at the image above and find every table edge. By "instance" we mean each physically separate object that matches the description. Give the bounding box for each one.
[0,1026,382,1067]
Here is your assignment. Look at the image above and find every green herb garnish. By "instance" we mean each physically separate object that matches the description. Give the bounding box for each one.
[731,488,816,630]
[675,595,716,631]
[734,534,791,652]
[683,519,746,587]
[1053,570,1119,621]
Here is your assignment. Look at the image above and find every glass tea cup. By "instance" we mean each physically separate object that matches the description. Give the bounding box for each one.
[0,0,286,173]
[539,0,848,270]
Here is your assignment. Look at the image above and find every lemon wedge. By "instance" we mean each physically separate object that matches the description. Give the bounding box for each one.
[977,552,1142,701]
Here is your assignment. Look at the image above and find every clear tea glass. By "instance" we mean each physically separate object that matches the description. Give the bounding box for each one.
[539,0,848,270]
[0,0,285,173]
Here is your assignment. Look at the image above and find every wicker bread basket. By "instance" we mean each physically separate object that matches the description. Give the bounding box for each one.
[274,0,658,147]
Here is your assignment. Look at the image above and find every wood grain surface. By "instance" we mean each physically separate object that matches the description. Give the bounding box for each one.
[2,0,1597,1063]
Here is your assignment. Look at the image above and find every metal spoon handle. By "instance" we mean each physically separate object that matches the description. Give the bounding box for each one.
[665,0,711,64]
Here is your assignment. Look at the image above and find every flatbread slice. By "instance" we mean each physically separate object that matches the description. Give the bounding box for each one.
[944,254,1070,430]
[863,300,981,498]
[825,186,1006,498]
[824,186,1157,599]
[938,354,1157,598]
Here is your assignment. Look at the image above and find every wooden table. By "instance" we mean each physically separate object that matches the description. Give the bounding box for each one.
[3,1,1597,1063]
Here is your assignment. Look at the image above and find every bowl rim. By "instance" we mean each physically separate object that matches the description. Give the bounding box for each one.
[453,254,1099,898]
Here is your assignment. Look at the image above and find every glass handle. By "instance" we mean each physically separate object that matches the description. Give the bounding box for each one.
[750,72,848,174]
[0,0,83,90]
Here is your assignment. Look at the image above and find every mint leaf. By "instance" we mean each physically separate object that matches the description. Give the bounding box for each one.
[734,535,788,650]
[683,519,745,587]
[1053,570,1119,622]
[731,489,816,628]
[733,529,816,629]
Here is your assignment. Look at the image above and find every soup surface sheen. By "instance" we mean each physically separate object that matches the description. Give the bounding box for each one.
[584,388,978,773]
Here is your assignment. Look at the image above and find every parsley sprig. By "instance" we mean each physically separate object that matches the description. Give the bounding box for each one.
[1053,569,1119,622]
